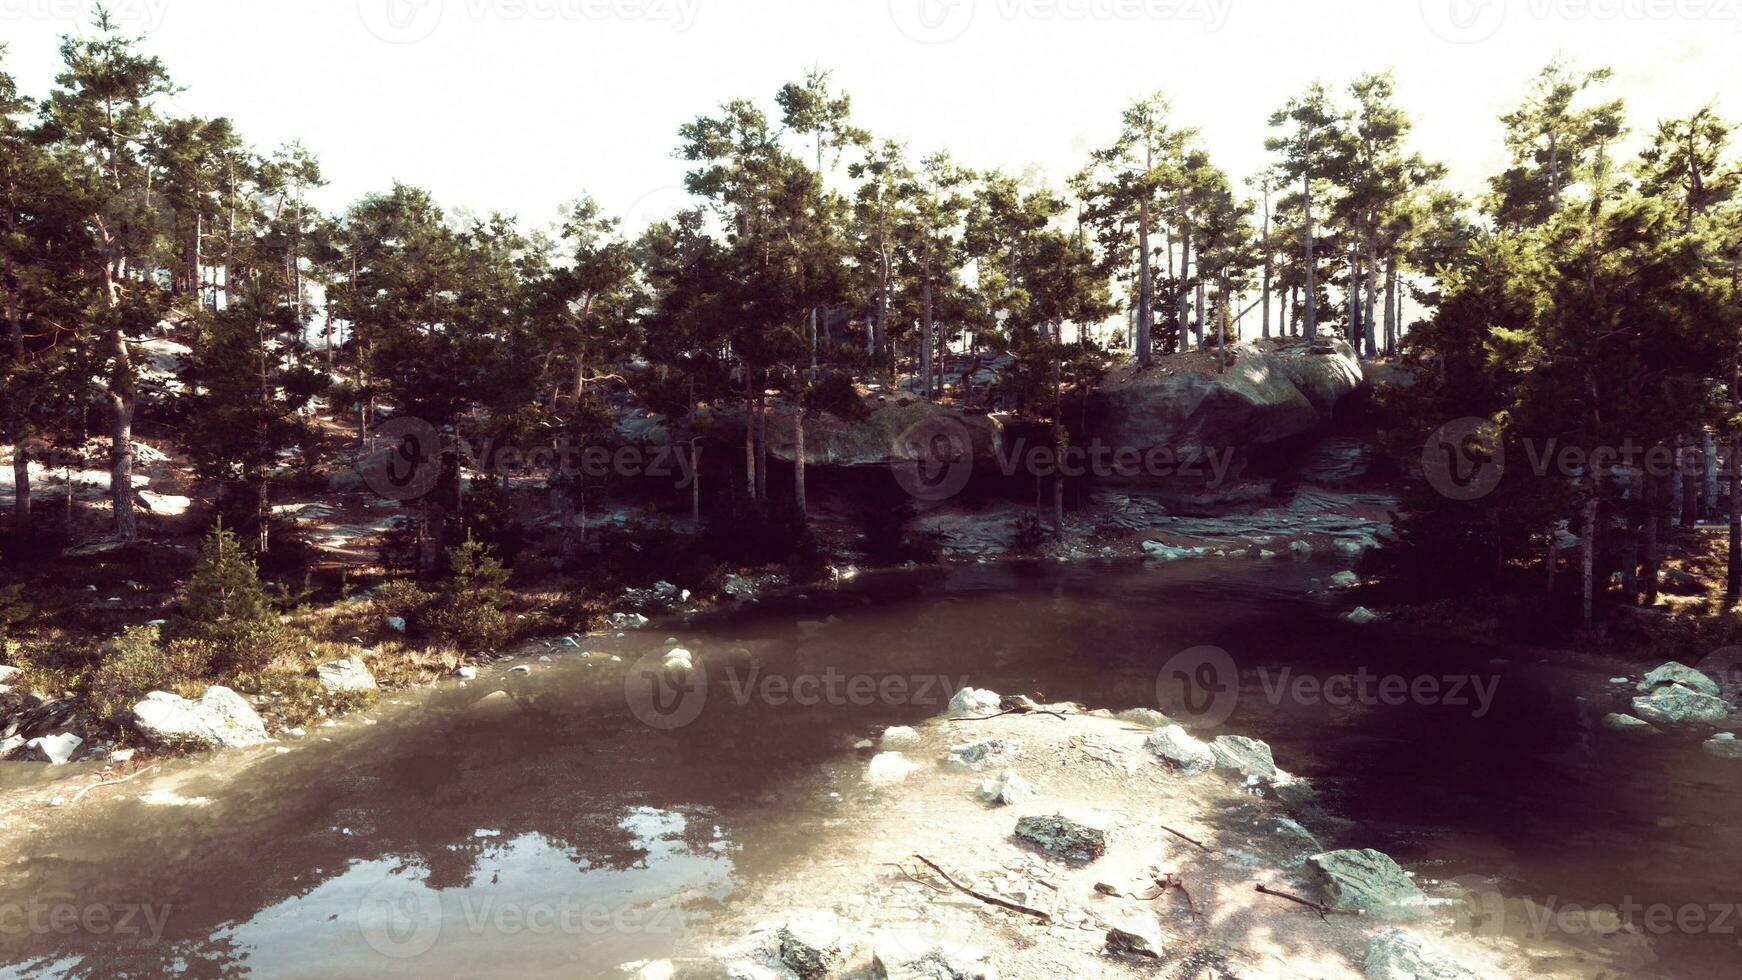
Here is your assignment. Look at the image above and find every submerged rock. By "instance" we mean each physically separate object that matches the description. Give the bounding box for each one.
[1014,813,1108,864]
[1636,662,1720,697]
[1363,929,1487,980]
[975,770,1034,807]
[1601,713,1659,735]
[871,933,998,980]
[1703,735,1742,760]
[132,687,270,749]
[1144,725,1215,774]
[1306,848,1424,913]
[316,657,377,693]
[1632,686,1731,726]
[1210,735,1278,780]
[946,687,1002,718]
[945,738,1022,771]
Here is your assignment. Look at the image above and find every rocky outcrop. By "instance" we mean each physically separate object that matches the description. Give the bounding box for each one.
[736,398,1006,470]
[132,687,270,748]
[947,688,1002,719]
[1636,662,1720,697]
[1088,338,1363,490]
[1144,725,1215,774]
[1632,685,1731,726]
[1210,735,1279,780]
[1306,849,1424,913]
[945,738,1021,771]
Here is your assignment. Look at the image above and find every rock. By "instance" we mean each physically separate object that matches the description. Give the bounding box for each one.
[1142,541,1210,562]
[1258,549,1278,559]
[1306,849,1424,913]
[1632,686,1732,726]
[662,648,695,674]
[1115,707,1171,728]
[871,933,998,980]
[773,910,848,978]
[879,726,921,750]
[975,770,1034,806]
[0,734,23,758]
[617,959,731,980]
[1636,662,1720,697]
[1345,606,1382,625]
[1144,725,1215,774]
[456,666,478,680]
[1104,916,1167,960]
[945,738,1022,770]
[609,612,651,629]
[1703,736,1742,760]
[1363,929,1486,980]
[1014,813,1107,864]
[653,581,678,598]
[132,687,270,749]
[946,687,1002,718]
[853,739,874,750]
[1328,570,1360,589]
[384,616,407,633]
[508,664,532,675]
[0,665,19,684]
[1601,713,1659,735]
[867,752,919,786]
[1334,537,1373,557]
[1289,540,1313,558]
[22,732,82,765]
[1269,773,1319,808]
[1210,735,1279,780]
[1660,567,1706,595]
[751,398,1007,473]
[316,658,377,693]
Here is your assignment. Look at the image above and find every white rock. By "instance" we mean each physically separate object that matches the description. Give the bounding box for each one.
[132,687,270,748]
[1115,707,1171,728]
[1363,929,1484,980]
[1636,662,1720,697]
[866,752,918,786]
[456,666,478,680]
[946,687,1001,718]
[879,726,921,750]
[316,657,377,693]
[1144,725,1215,774]
[1345,606,1382,625]
[1289,540,1313,557]
[975,770,1034,806]
[22,733,83,765]
[1210,735,1279,779]
[0,665,20,684]
[872,932,998,980]
[1601,713,1659,735]
[1703,736,1742,760]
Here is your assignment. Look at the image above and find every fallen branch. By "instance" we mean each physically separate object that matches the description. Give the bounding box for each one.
[948,708,1068,722]
[1159,823,1212,852]
[913,855,1052,923]
[68,765,160,806]
[1137,871,1199,920]
[1254,883,1360,921]
[883,862,946,893]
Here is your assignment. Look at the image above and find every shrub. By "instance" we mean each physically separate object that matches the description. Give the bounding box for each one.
[0,583,30,657]
[1010,513,1047,553]
[804,371,871,422]
[172,522,289,674]
[373,578,435,623]
[87,626,214,721]
[423,536,514,651]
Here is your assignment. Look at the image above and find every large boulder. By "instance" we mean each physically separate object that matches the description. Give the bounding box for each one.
[872,933,998,980]
[21,732,82,765]
[132,687,270,748]
[945,738,1022,771]
[1364,930,1488,980]
[1088,338,1363,491]
[975,770,1034,807]
[1636,662,1720,698]
[1014,813,1108,864]
[772,910,850,978]
[735,398,1006,470]
[1306,849,1424,913]
[1144,725,1216,774]
[1632,686,1731,726]
[946,688,1002,719]
[316,658,377,693]
[1210,735,1279,780]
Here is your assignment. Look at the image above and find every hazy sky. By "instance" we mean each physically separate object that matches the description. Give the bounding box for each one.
[2,0,1736,235]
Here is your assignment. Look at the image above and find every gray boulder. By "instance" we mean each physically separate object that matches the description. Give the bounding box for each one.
[872,933,997,980]
[132,687,270,748]
[1014,813,1108,864]
[1104,916,1166,959]
[1306,849,1424,913]
[316,657,378,693]
[1363,929,1487,980]
[1601,713,1659,735]
[1637,662,1720,697]
[1210,735,1279,780]
[1632,686,1732,726]
[1114,707,1171,728]
[773,910,850,978]
[1144,725,1215,774]
[975,770,1034,807]
[945,738,1022,771]
[946,687,1002,718]
[1704,734,1742,760]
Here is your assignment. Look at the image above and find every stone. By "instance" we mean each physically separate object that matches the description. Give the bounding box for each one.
[132,687,270,749]
[1289,540,1314,557]
[774,910,848,978]
[1014,813,1107,864]
[662,649,695,674]
[1363,929,1485,980]
[867,752,918,786]
[609,612,651,629]
[1601,713,1659,735]
[1703,736,1742,760]
[1636,662,1720,698]
[1210,735,1279,780]
[1269,774,1319,808]
[945,738,1022,770]
[1115,707,1171,728]
[0,734,23,758]
[879,726,921,750]
[1104,916,1166,959]
[617,960,731,980]
[316,658,377,693]
[1328,570,1360,589]
[1142,541,1210,562]
[384,616,407,633]
[456,666,478,680]
[0,665,19,684]
[871,933,997,980]
[1345,606,1382,625]
[1144,725,1215,774]
[1632,686,1731,726]
[1306,849,1423,913]
[22,732,82,765]
[975,770,1034,806]
[946,687,1002,718]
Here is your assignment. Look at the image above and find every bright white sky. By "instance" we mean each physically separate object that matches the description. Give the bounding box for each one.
[2,0,1735,237]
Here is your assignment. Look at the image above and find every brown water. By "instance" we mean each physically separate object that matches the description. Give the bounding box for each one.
[2,558,1739,978]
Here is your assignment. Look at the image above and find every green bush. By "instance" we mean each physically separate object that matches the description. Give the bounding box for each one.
[0,583,30,658]
[87,626,214,721]
[423,536,514,651]
[171,522,289,674]
[373,578,435,623]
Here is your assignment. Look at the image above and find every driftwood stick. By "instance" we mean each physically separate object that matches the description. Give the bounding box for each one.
[68,765,160,806]
[1254,883,1359,920]
[1159,823,1212,852]
[883,862,946,893]
[913,855,1052,923]
[948,708,1069,722]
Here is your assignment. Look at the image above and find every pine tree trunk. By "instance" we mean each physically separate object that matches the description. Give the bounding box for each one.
[795,401,807,517]
[12,448,29,532]
[1729,355,1742,602]
[1383,259,1398,356]
[1363,234,1379,357]
[1136,197,1153,365]
[1702,432,1719,519]
[743,369,756,498]
[921,273,935,399]
[1302,170,1317,340]
[1643,472,1661,606]
[755,387,768,502]
[1580,490,1598,629]
[1681,437,1699,525]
